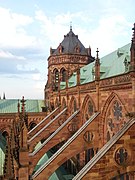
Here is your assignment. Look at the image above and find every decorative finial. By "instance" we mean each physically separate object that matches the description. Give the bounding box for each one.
[70,21,72,31]
[21,96,26,115]
[17,99,20,113]
[96,48,99,59]
[3,92,6,99]
[132,23,135,41]
[132,23,135,32]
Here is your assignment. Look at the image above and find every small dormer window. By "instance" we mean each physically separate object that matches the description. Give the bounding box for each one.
[75,43,80,53]
[124,58,130,72]
[58,43,63,54]
[117,48,124,57]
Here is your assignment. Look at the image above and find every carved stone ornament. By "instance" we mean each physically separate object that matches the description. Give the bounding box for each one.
[83,131,94,143]
[67,123,78,133]
[115,147,128,166]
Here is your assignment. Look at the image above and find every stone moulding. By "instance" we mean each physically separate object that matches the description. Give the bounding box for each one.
[100,73,131,88]
[48,54,88,67]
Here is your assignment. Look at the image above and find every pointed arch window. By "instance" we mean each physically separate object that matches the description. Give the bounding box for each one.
[106,99,126,143]
[107,131,110,141]
[85,148,94,164]
[55,98,59,107]
[29,122,37,131]
[62,98,66,108]
[73,99,77,112]
[2,131,9,140]
[85,100,94,121]
[55,69,59,83]
[53,69,59,91]
[61,68,66,82]
[88,100,93,116]
[58,43,63,54]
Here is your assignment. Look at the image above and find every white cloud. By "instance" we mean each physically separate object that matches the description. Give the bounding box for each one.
[35,9,132,57]
[0,7,40,49]
[16,64,39,73]
[87,15,132,56]
[0,2,134,99]
[34,82,44,92]
[0,49,26,60]
[35,10,93,48]
[32,73,41,81]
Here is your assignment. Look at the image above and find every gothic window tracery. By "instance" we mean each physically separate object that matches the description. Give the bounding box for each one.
[83,131,93,143]
[88,101,93,116]
[68,123,78,133]
[115,147,128,165]
[113,101,122,121]
[84,99,94,121]
[106,100,126,142]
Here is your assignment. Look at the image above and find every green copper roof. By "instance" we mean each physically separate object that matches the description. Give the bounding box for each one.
[34,142,70,180]
[80,62,95,84]
[100,43,130,79]
[0,99,45,113]
[68,72,77,87]
[60,43,131,89]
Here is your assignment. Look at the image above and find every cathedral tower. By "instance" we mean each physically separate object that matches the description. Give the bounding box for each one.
[44,25,95,110]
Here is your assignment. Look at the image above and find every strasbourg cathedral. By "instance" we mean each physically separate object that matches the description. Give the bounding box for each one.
[0,23,135,180]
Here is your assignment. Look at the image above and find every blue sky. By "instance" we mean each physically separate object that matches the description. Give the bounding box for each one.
[0,0,134,99]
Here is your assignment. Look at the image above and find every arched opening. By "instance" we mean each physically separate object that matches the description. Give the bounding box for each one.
[55,69,59,83]
[52,69,59,91]
[29,122,37,131]
[85,148,94,164]
[62,98,66,109]
[81,95,95,124]
[107,131,110,141]
[84,99,94,122]
[2,131,9,140]
[111,173,130,180]
[105,99,127,143]
[61,68,66,82]
[55,98,59,108]
[69,96,78,115]
[73,99,77,112]
[54,69,59,91]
